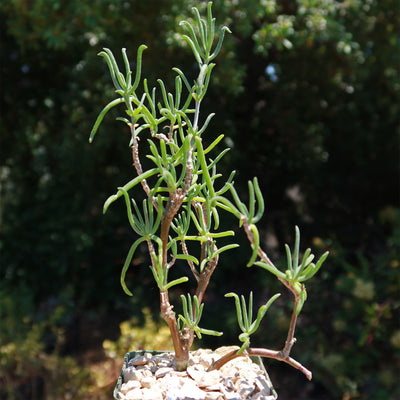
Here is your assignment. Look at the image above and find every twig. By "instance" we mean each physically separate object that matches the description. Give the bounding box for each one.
[242,217,275,269]
[208,347,312,381]
[277,278,300,357]
[236,218,310,377]
[195,242,219,305]
[247,348,312,380]
[181,241,200,281]
[129,124,158,210]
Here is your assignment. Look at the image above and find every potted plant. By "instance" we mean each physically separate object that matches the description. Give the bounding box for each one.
[89,3,329,399]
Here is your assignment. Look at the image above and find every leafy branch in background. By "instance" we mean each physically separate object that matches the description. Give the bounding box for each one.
[90,1,328,377]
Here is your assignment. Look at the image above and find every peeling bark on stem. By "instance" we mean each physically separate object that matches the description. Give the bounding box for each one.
[158,183,191,369]
[160,191,184,265]
[130,127,158,210]
[160,291,189,370]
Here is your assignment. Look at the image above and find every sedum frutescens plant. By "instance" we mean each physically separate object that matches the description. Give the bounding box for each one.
[90,2,328,378]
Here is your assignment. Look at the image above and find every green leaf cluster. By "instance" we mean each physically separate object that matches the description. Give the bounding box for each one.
[225,292,280,353]
[90,2,241,343]
[178,294,223,338]
[89,2,330,358]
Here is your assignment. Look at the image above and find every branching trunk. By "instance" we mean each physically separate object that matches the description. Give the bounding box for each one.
[209,347,312,381]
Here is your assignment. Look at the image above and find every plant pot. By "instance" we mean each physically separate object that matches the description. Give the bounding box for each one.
[114,348,278,400]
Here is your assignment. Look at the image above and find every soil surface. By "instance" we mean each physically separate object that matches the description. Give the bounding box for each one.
[117,347,277,400]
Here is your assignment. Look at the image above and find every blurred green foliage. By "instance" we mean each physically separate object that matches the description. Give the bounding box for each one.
[103,308,173,361]
[1,0,399,399]
[0,285,92,399]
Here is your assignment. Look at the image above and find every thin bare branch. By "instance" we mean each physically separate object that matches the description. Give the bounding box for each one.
[129,124,158,210]
[209,347,312,381]
[181,241,200,281]
[247,348,312,381]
